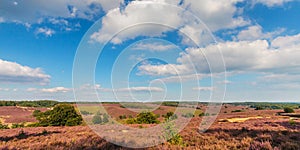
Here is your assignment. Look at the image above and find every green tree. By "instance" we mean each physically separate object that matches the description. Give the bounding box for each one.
[92,115,102,124]
[35,104,82,126]
[284,107,295,113]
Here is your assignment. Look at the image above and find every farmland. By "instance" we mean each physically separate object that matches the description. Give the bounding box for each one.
[0,102,300,149]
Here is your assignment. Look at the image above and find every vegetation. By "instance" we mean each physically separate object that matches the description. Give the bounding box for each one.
[80,110,92,115]
[125,112,160,124]
[11,123,25,129]
[182,112,194,118]
[164,112,178,121]
[163,121,184,146]
[232,109,244,113]
[92,115,102,124]
[162,102,179,107]
[0,122,9,129]
[0,100,59,107]
[34,104,83,126]
[284,107,295,113]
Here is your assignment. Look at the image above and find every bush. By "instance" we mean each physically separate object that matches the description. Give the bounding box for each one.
[284,107,295,113]
[164,112,178,121]
[182,113,194,118]
[232,109,243,113]
[0,122,9,129]
[80,110,92,115]
[136,112,160,124]
[92,115,102,124]
[119,115,127,119]
[35,104,82,126]
[12,123,25,129]
[289,119,297,126]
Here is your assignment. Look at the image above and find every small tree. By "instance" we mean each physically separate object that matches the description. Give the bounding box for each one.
[92,115,102,124]
[284,107,295,113]
[35,104,82,126]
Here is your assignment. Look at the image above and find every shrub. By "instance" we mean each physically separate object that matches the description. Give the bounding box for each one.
[119,115,127,119]
[232,109,243,113]
[182,113,194,118]
[164,122,184,146]
[136,112,160,124]
[126,118,137,124]
[92,115,102,124]
[199,112,205,117]
[80,110,92,115]
[164,112,178,121]
[289,119,297,126]
[35,104,82,126]
[284,107,295,113]
[12,123,25,129]
[0,122,9,129]
[102,114,109,123]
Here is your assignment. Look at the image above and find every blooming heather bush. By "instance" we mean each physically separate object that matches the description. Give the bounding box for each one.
[249,141,273,150]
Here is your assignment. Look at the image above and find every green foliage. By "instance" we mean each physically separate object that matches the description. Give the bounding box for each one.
[163,121,184,146]
[284,107,295,113]
[0,100,59,107]
[12,123,25,129]
[289,119,297,126]
[34,104,82,126]
[119,115,127,119]
[80,110,92,115]
[0,121,9,129]
[92,113,109,124]
[182,113,194,118]
[199,112,205,116]
[136,112,160,124]
[162,102,179,107]
[92,115,102,124]
[232,109,244,113]
[164,112,178,121]
[125,112,159,124]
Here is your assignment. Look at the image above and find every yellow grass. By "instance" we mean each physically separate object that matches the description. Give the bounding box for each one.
[219,116,263,123]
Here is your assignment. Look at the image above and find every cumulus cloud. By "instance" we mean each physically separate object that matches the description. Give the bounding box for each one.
[138,33,300,75]
[90,0,249,45]
[0,59,50,85]
[237,25,285,41]
[90,1,184,44]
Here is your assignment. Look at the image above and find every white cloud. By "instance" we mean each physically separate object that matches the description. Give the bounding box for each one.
[252,0,293,7]
[41,87,71,93]
[192,87,214,91]
[237,25,285,41]
[182,0,249,31]
[138,33,300,75]
[0,0,124,23]
[0,59,50,85]
[131,42,174,52]
[90,0,249,45]
[36,27,55,37]
[90,1,183,44]
[158,74,208,83]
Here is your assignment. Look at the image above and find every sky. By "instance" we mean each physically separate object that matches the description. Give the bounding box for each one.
[0,0,300,102]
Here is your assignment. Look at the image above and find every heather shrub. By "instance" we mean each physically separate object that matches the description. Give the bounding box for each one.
[249,141,273,150]
[164,112,178,121]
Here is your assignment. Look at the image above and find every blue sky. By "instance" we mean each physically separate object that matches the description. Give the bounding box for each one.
[0,0,300,102]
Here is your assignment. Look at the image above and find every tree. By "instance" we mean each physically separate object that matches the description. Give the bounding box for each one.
[92,115,102,124]
[284,107,295,113]
[35,104,82,126]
